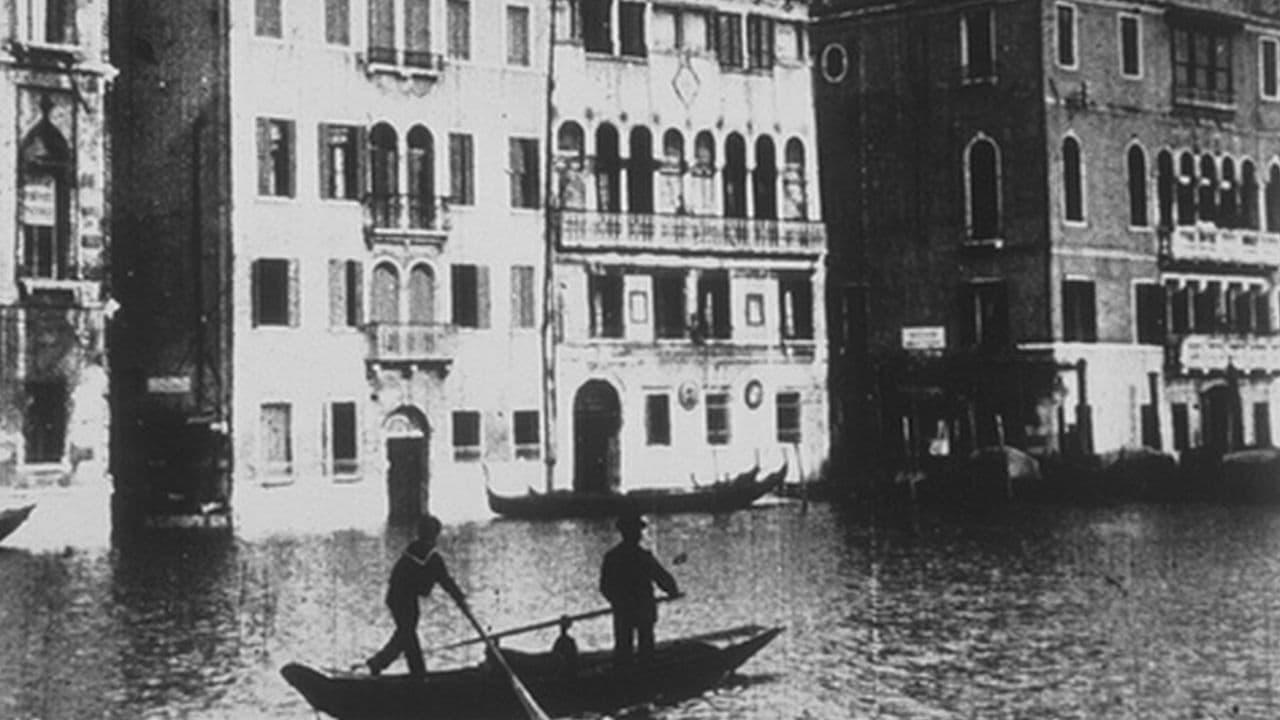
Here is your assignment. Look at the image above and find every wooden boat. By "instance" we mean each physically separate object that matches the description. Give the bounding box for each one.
[281,624,783,720]
[486,462,786,520]
[0,503,34,544]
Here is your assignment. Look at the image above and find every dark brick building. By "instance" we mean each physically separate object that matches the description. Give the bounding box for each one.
[814,0,1280,487]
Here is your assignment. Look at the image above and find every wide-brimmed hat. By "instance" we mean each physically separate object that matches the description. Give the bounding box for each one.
[615,512,647,532]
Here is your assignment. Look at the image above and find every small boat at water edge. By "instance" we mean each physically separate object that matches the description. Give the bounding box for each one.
[487,462,786,520]
[0,503,35,544]
[281,624,783,720]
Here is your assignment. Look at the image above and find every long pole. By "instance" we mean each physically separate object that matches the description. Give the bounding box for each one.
[540,0,560,493]
[457,604,551,720]
[431,594,683,651]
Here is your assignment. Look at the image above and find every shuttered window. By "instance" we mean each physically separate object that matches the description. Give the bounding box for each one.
[257,118,295,197]
[715,13,742,68]
[511,265,536,329]
[451,264,490,328]
[509,138,540,208]
[256,0,282,38]
[325,0,350,44]
[449,133,474,205]
[329,259,363,328]
[253,258,298,327]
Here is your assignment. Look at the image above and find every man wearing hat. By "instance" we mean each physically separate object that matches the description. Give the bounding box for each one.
[599,511,681,665]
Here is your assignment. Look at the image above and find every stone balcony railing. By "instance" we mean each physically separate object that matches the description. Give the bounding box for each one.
[1174,334,1280,373]
[365,323,457,366]
[1160,225,1280,267]
[363,194,450,249]
[555,209,826,256]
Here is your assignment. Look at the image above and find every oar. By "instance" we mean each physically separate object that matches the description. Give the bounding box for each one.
[457,603,552,720]
[431,594,684,652]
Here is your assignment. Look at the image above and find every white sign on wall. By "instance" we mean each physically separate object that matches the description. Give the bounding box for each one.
[901,326,946,352]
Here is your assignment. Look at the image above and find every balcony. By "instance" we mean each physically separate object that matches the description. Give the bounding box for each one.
[555,210,826,256]
[1173,334,1280,374]
[363,195,450,249]
[1172,86,1235,114]
[365,323,457,371]
[365,47,445,78]
[1159,226,1280,268]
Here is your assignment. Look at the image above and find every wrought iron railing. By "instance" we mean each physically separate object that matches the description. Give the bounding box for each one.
[365,323,456,363]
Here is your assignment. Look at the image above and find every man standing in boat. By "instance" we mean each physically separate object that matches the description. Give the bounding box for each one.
[366,514,469,677]
[599,512,681,665]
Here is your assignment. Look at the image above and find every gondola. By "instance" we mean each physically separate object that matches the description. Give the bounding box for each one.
[486,462,786,520]
[0,503,35,544]
[281,624,782,720]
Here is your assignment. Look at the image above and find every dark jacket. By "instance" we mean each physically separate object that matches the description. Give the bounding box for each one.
[599,542,678,623]
[386,539,464,611]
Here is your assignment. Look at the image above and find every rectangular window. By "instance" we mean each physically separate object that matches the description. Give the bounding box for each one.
[1171,403,1190,450]
[325,0,350,44]
[1119,14,1141,78]
[962,281,1009,350]
[27,0,77,44]
[583,0,612,53]
[511,265,536,329]
[705,392,730,445]
[1255,402,1272,446]
[684,10,710,54]
[961,7,994,81]
[776,391,801,444]
[1056,4,1076,68]
[405,0,432,67]
[645,394,671,446]
[1063,279,1097,342]
[589,271,624,338]
[448,0,471,59]
[619,1,646,57]
[652,7,677,51]
[256,0,282,38]
[715,13,743,68]
[1141,403,1160,449]
[452,410,481,461]
[329,259,363,327]
[509,138,540,208]
[1172,26,1233,107]
[1263,38,1279,100]
[746,15,775,70]
[696,270,731,340]
[261,403,293,474]
[319,124,360,200]
[513,410,540,459]
[368,0,396,63]
[330,401,358,474]
[253,258,297,327]
[779,273,814,340]
[451,264,489,328]
[507,5,531,66]
[257,118,295,198]
[1169,282,1190,334]
[653,271,687,339]
[449,133,475,205]
[745,293,765,326]
[1255,288,1273,334]
[1135,283,1165,345]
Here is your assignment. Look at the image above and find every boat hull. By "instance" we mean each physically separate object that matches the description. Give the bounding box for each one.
[282,626,782,720]
[0,504,35,544]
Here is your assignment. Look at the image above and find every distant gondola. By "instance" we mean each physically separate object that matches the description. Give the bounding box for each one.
[485,462,787,520]
[0,503,34,544]
[281,624,782,720]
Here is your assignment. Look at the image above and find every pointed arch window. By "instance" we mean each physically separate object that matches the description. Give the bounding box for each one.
[1156,150,1174,228]
[1241,160,1259,230]
[19,119,71,279]
[627,127,654,214]
[690,131,716,216]
[782,138,808,220]
[1062,136,1084,222]
[752,136,778,220]
[557,121,587,209]
[369,123,399,228]
[966,137,999,240]
[1127,145,1147,227]
[659,129,685,214]
[408,264,435,324]
[595,124,621,212]
[1197,154,1217,225]
[1266,165,1280,232]
[407,125,436,228]
[1219,157,1237,228]
[723,133,748,218]
[1177,152,1196,225]
[371,262,401,324]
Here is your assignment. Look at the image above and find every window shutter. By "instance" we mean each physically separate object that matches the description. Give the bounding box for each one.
[509,139,523,206]
[288,258,301,327]
[286,121,297,197]
[352,260,364,325]
[328,259,344,326]
[319,123,333,199]
[477,265,491,328]
[251,260,263,326]
[257,119,272,195]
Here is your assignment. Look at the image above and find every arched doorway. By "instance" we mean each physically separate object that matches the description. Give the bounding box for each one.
[573,380,621,493]
[1202,383,1241,453]
[384,407,430,520]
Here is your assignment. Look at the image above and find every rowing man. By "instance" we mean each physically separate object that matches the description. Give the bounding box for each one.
[599,512,681,666]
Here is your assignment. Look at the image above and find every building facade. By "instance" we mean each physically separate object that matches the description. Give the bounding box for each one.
[814,0,1280,487]
[0,0,112,488]
[109,0,826,524]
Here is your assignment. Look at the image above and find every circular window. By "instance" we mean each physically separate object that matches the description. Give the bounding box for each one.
[744,380,764,410]
[820,43,848,84]
[678,381,699,410]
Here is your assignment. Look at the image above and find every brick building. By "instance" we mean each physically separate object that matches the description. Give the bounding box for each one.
[814,0,1280,487]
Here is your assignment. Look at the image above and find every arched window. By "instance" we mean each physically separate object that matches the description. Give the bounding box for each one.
[408,264,435,324]
[782,137,807,220]
[19,120,71,279]
[1266,164,1280,232]
[595,124,621,212]
[1156,150,1174,229]
[371,262,401,324]
[1241,160,1259,230]
[967,137,999,239]
[1219,157,1237,228]
[1177,152,1196,225]
[659,129,685,214]
[1062,137,1083,222]
[370,123,399,227]
[723,133,748,218]
[1127,145,1147,228]
[557,121,586,209]
[752,136,778,220]
[407,125,435,228]
[1198,154,1217,224]
[627,127,654,214]
[690,130,716,215]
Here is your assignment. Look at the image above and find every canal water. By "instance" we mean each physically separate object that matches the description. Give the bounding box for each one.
[2,484,1279,719]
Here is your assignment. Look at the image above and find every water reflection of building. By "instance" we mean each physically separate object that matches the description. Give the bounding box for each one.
[108,0,826,523]
[0,0,112,488]
[814,0,1280,487]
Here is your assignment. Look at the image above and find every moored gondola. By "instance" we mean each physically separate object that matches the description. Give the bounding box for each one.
[0,503,34,544]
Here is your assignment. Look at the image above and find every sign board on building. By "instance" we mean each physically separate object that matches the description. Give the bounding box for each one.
[147,376,191,394]
[902,326,946,352]
[20,180,55,226]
